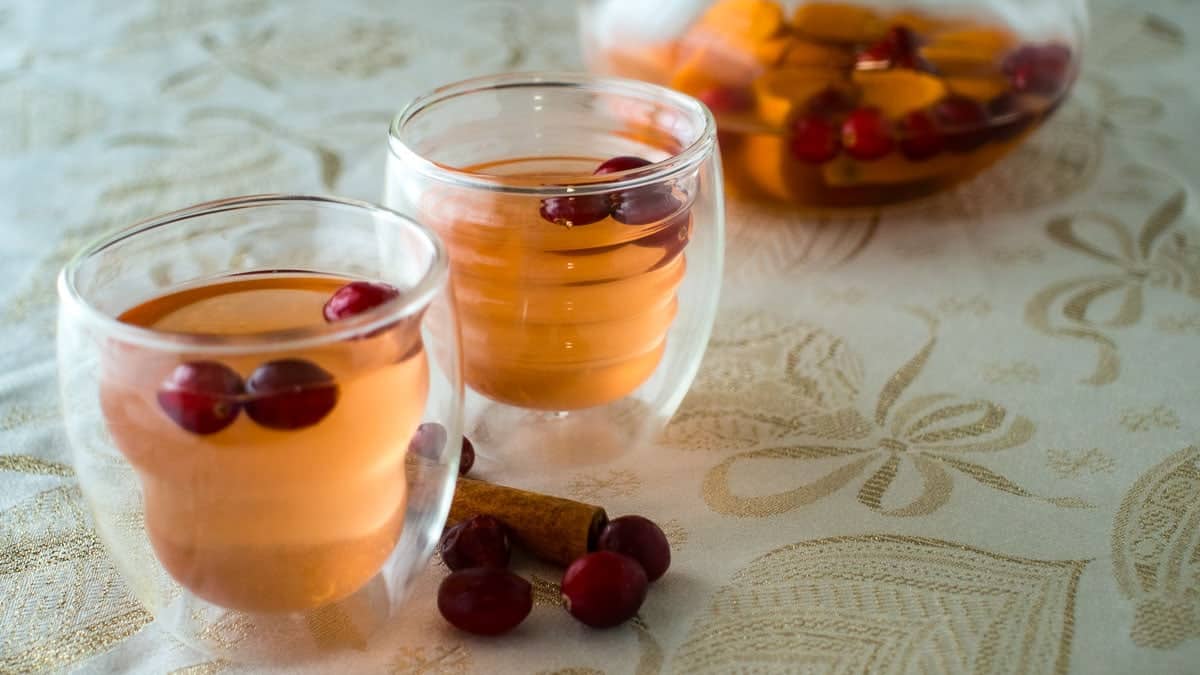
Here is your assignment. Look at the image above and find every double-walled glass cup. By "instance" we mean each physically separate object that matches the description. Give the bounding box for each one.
[386,73,723,468]
[57,195,462,663]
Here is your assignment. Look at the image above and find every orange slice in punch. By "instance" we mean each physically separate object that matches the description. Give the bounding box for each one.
[754,68,847,128]
[822,152,958,187]
[945,74,1010,102]
[853,70,946,119]
[696,0,788,43]
[792,2,887,44]
[672,0,789,93]
[920,27,1018,74]
[739,133,823,203]
[780,38,855,69]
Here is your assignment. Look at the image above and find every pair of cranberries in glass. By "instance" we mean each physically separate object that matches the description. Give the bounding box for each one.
[538,156,683,229]
[788,27,1073,165]
[156,281,399,435]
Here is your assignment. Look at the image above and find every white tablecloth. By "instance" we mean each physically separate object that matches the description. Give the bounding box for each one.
[2,0,1199,672]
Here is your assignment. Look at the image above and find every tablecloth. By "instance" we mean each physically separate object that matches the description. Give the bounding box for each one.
[2,0,1199,672]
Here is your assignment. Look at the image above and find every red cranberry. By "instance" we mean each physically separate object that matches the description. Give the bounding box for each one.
[561,551,648,628]
[1005,43,1073,96]
[156,361,244,435]
[789,115,841,164]
[856,26,931,71]
[459,436,475,476]
[440,515,510,570]
[696,86,753,114]
[934,96,990,152]
[842,108,894,160]
[539,195,612,228]
[597,515,671,582]
[408,421,447,459]
[323,281,400,322]
[611,186,681,226]
[594,156,653,175]
[244,359,338,430]
[438,568,532,636]
[806,87,857,119]
[986,92,1037,141]
[898,109,943,161]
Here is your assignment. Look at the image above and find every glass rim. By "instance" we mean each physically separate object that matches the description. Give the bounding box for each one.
[387,71,718,197]
[56,193,450,355]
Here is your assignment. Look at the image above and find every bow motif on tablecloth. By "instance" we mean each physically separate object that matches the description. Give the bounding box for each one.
[703,310,1091,518]
[1026,191,1198,385]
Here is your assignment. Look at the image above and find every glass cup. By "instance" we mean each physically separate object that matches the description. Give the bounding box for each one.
[56,195,462,663]
[385,72,723,469]
[580,0,1088,207]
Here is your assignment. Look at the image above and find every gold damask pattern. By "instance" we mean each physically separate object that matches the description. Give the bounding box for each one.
[665,312,865,451]
[682,310,1087,517]
[389,645,471,675]
[1026,191,1198,385]
[1112,446,1200,649]
[0,480,150,672]
[566,469,641,501]
[1046,449,1116,479]
[673,536,1087,674]
[1120,405,1181,432]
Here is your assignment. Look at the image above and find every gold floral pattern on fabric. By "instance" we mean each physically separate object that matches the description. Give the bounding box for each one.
[1156,312,1200,335]
[1120,405,1181,432]
[1112,446,1200,649]
[936,295,992,317]
[566,469,641,501]
[1026,191,1198,385]
[981,361,1041,385]
[0,454,73,477]
[1090,8,1187,66]
[160,19,414,95]
[530,574,564,609]
[689,310,1088,517]
[673,536,1087,674]
[666,312,865,452]
[723,204,879,283]
[1046,449,1117,479]
[389,645,471,675]
[305,603,369,652]
[0,485,150,673]
[168,661,230,675]
[0,83,109,154]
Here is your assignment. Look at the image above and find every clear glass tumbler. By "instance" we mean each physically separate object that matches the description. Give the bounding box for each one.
[386,73,723,469]
[57,195,462,663]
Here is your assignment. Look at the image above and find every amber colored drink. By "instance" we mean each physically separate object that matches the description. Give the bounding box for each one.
[100,273,429,613]
[591,0,1078,206]
[422,156,690,411]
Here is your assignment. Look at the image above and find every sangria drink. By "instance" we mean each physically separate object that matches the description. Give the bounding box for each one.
[101,272,429,612]
[424,156,692,411]
[582,0,1084,206]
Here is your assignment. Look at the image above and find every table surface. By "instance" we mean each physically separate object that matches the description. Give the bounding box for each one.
[3,1,1200,673]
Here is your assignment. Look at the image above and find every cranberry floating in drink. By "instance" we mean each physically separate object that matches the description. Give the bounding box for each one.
[582,0,1084,206]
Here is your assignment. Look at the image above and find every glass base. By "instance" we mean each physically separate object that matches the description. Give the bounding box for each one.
[465,397,663,473]
[159,571,394,663]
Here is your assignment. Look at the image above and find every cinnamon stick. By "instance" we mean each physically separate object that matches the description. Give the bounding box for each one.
[447,478,608,567]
